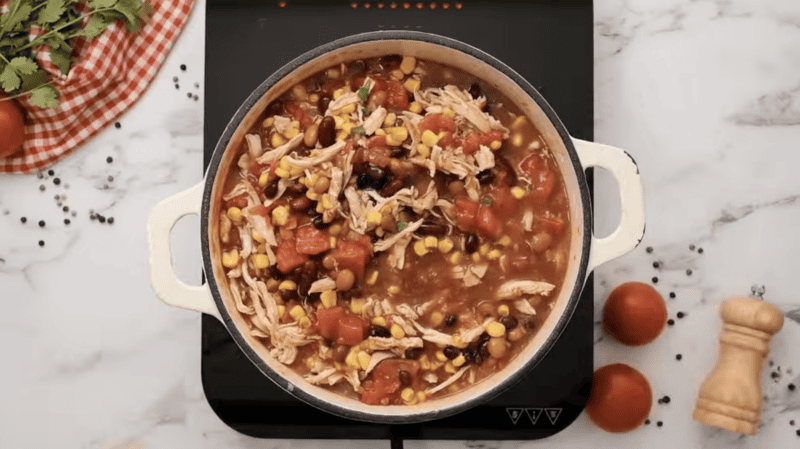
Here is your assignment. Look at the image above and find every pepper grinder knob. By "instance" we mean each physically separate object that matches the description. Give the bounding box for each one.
[693,296,784,434]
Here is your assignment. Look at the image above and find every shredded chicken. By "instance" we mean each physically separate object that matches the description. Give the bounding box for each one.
[245,134,264,158]
[309,278,336,294]
[497,280,556,299]
[412,322,453,347]
[285,140,346,169]
[364,352,396,375]
[514,299,537,315]
[426,366,470,395]
[326,92,360,115]
[362,107,387,135]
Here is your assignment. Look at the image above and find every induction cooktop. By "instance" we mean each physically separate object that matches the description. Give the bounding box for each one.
[202,0,594,444]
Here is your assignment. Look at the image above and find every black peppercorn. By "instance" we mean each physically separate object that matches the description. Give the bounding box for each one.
[652,276,658,284]
[686,269,693,276]
[64,219,70,225]
[677,311,685,319]
[657,421,663,427]
[38,240,44,247]
[20,217,26,223]
[107,217,114,224]
[187,92,192,98]
[106,156,113,163]
[48,169,54,176]
[662,396,670,404]
[180,64,186,71]
[676,354,682,360]
[172,76,178,82]
[646,246,653,253]
[698,248,704,254]
[669,292,676,299]
[98,216,106,223]
[689,244,695,250]
[667,319,675,326]
[653,261,660,268]
[114,122,121,129]
[175,84,179,89]
[39,185,45,191]
[796,429,800,437]
[790,420,795,426]
[645,419,651,425]
[789,383,796,391]
[63,206,69,212]
[38,220,45,227]
[53,178,60,185]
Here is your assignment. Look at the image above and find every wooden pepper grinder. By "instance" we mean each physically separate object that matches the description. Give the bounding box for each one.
[693,295,784,434]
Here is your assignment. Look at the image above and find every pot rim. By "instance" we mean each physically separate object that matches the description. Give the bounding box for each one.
[200,30,592,424]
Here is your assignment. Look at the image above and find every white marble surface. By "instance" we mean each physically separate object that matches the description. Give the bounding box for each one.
[2,0,800,447]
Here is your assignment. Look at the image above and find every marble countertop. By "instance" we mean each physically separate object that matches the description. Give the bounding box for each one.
[2,0,800,447]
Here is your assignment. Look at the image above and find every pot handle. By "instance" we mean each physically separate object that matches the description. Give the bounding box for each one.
[572,138,646,270]
[147,182,221,320]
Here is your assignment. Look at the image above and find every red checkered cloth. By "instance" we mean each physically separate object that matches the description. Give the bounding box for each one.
[0,0,196,174]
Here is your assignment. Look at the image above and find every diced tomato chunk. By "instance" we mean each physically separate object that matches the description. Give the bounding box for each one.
[454,196,480,231]
[250,205,271,220]
[332,239,372,279]
[276,238,309,273]
[366,135,387,149]
[285,102,314,128]
[462,132,482,155]
[418,113,456,135]
[486,186,516,221]
[360,359,420,405]
[535,213,567,237]
[482,130,505,145]
[337,315,368,345]
[385,79,409,109]
[295,226,330,255]
[477,205,502,240]
[316,306,346,340]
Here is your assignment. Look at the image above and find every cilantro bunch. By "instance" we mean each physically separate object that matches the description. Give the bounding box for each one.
[0,0,150,108]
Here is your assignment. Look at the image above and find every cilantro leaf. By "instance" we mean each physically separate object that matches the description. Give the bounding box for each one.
[397,222,408,232]
[40,0,69,25]
[0,67,21,92]
[115,0,144,31]
[1,0,34,33]
[49,49,72,75]
[351,127,365,136]
[42,31,71,51]
[91,0,119,8]
[357,86,370,103]
[81,13,114,38]
[30,84,60,108]
[8,56,38,76]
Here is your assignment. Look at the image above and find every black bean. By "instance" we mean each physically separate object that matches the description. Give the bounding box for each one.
[264,178,279,199]
[390,146,409,158]
[266,99,284,117]
[298,275,313,298]
[477,331,491,345]
[464,233,480,253]
[499,315,518,330]
[443,346,460,360]
[348,59,366,76]
[366,165,387,189]
[369,325,392,338]
[380,54,403,70]
[380,177,405,197]
[311,214,331,230]
[318,116,336,147]
[494,156,517,186]
[356,172,371,190]
[444,313,458,328]
[317,94,332,114]
[398,369,412,387]
[467,82,482,99]
[268,264,285,280]
[417,220,448,237]
[477,169,495,186]
[404,347,423,360]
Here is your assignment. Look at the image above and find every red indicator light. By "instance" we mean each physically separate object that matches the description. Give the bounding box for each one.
[364,2,372,8]
[377,2,385,7]
[390,2,398,8]
[456,2,463,9]
[429,2,437,9]
[403,2,411,9]
[351,2,358,8]
[442,2,450,9]
[416,2,424,8]
[278,1,286,7]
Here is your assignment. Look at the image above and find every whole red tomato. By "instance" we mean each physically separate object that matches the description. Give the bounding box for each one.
[602,281,667,346]
[586,363,652,433]
[0,92,25,158]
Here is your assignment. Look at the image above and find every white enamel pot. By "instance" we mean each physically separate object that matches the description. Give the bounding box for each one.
[147,31,645,424]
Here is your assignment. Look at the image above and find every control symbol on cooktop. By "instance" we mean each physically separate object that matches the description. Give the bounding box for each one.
[506,408,523,425]
[545,408,563,425]
[525,408,543,425]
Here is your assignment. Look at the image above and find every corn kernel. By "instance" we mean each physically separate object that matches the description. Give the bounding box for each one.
[329,224,342,236]
[375,128,386,136]
[306,190,319,200]
[435,351,448,362]
[277,304,285,317]
[452,335,467,349]
[499,235,512,246]
[485,321,506,337]
[420,354,431,370]
[388,285,400,295]
[372,316,387,327]
[387,126,408,145]
[345,350,359,368]
[341,104,357,115]
[511,115,527,129]
[281,280,298,292]
[330,236,337,248]
[489,140,502,150]
[366,210,382,226]
[452,355,466,367]
[333,88,345,100]
[320,290,337,308]
[222,249,239,268]
[400,56,416,74]
[444,362,456,374]
[416,391,427,402]
[391,69,404,80]
[316,202,325,213]
[253,254,269,269]
[403,77,420,93]
[275,167,290,178]
[284,127,300,139]
[433,238,453,254]
[472,252,482,263]
[289,165,304,177]
[498,304,510,316]
[430,311,444,327]
[354,351,370,371]
[488,249,501,260]
[383,113,396,127]
[390,323,405,339]
[416,144,431,158]
[252,229,265,243]
[321,194,333,210]
[401,387,415,402]
[350,298,365,314]
[367,271,379,285]
[479,244,490,256]
[419,237,436,250]
[272,206,289,226]
[298,316,311,328]
[289,305,305,321]
[309,93,319,103]
[449,252,462,265]
[511,133,523,147]
[263,117,274,128]
[409,101,423,114]
[333,115,345,129]
[337,131,348,141]
[227,207,243,223]
[267,279,280,292]
[414,239,428,256]
[511,186,526,199]
[442,107,456,119]
[342,122,354,135]
[271,132,285,148]
[421,129,440,147]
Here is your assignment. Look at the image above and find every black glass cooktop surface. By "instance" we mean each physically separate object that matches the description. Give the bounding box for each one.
[203,0,593,441]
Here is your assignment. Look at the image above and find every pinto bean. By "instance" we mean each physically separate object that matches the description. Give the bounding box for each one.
[304,122,319,147]
[487,337,508,359]
[336,269,356,291]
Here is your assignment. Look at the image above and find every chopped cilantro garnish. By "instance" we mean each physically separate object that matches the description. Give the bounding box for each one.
[358,86,370,102]
[351,127,366,136]
[362,107,367,115]
[397,221,408,231]
[482,197,492,206]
